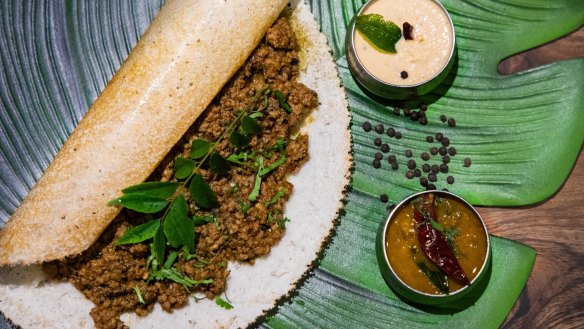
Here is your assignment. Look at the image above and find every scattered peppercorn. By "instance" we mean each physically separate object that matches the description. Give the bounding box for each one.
[400,71,409,79]
[374,152,383,160]
[374,138,382,146]
[440,164,449,173]
[430,147,438,155]
[427,183,436,190]
[403,22,414,40]
[428,173,437,182]
[395,132,402,139]
[419,103,428,112]
[431,165,440,174]
[426,136,434,143]
[387,127,395,137]
[443,155,451,164]
[439,147,447,156]
[419,177,428,187]
[393,107,400,116]
[447,176,455,184]
[411,111,420,121]
[403,108,411,117]
[362,122,372,132]
[448,118,456,127]
[407,160,416,169]
[464,158,472,167]
[441,137,450,147]
[380,144,390,153]
[372,159,381,169]
[406,170,414,179]
[442,188,449,192]
[422,164,431,173]
[391,162,399,170]
[448,147,457,156]
[405,149,413,157]
[435,132,444,141]
[375,124,384,134]
[388,155,397,163]
[420,116,428,125]
[421,152,430,161]
[380,194,389,203]
[440,115,447,122]
[414,168,421,177]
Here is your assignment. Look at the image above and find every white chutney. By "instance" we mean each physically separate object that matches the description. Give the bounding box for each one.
[354,0,454,86]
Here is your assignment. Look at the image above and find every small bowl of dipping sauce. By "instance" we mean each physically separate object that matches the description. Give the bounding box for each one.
[346,0,456,99]
[376,191,491,305]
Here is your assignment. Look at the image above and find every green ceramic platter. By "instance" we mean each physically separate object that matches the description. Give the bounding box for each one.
[0,0,582,328]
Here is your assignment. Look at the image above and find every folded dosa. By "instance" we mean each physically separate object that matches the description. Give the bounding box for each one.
[0,0,288,265]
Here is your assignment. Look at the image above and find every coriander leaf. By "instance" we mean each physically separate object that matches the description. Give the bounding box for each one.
[355,14,402,53]
[277,217,290,229]
[230,131,250,148]
[209,152,231,175]
[259,154,286,176]
[133,285,145,305]
[107,194,168,213]
[163,194,195,251]
[273,90,292,113]
[192,214,215,226]
[174,157,196,180]
[241,116,262,135]
[121,182,180,199]
[265,189,286,207]
[190,139,212,159]
[215,296,233,310]
[240,202,251,214]
[248,157,264,202]
[190,174,219,209]
[150,267,213,289]
[116,219,160,245]
[248,112,263,119]
[152,225,166,265]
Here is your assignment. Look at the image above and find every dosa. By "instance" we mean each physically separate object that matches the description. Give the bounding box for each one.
[0,0,288,265]
[0,0,351,327]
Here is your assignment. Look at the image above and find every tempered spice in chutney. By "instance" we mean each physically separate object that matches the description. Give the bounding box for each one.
[385,193,488,295]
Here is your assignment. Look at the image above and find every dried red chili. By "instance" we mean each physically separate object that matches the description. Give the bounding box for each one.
[413,193,470,286]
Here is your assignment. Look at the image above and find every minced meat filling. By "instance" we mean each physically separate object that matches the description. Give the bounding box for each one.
[44,18,317,329]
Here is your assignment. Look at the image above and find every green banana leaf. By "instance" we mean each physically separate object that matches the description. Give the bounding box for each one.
[0,0,581,328]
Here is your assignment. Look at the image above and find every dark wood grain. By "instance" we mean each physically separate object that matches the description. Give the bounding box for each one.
[488,26,584,329]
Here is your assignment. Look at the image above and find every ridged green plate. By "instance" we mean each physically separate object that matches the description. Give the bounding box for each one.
[0,0,582,328]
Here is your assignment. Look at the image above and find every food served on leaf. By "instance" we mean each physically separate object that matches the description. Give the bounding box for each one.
[0,0,351,328]
[384,192,489,296]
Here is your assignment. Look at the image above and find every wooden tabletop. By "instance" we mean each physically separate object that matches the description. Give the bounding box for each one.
[487,27,584,329]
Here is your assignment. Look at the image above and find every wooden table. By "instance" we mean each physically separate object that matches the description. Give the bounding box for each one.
[489,27,584,328]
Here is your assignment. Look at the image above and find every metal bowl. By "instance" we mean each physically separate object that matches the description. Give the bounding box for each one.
[376,190,491,305]
[346,0,456,100]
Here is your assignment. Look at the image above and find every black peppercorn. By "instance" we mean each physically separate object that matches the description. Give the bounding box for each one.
[440,115,447,123]
[403,108,411,117]
[448,118,456,127]
[380,194,389,203]
[464,158,472,167]
[414,168,421,177]
[387,127,395,137]
[388,155,397,163]
[374,152,383,160]
[411,111,420,121]
[420,116,428,125]
[380,144,390,153]
[441,137,450,147]
[393,107,400,116]
[427,183,436,190]
[405,149,413,157]
[448,147,457,156]
[435,132,444,141]
[400,71,409,79]
[374,138,382,146]
[439,147,448,156]
[407,159,416,169]
[421,152,430,161]
[447,176,455,184]
[430,147,438,155]
[362,122,372,132]
[420,103,428,111]
[375,124,384,134]
[391,162,399,171]
[440,164,449,173]
[428,173,437,182]
[395,132,402,139]
[431,164,440,174]
[420,177,428,187]
[406,170,414,179]
[426,136,434,143]
[422,164,431,173]
[443,155,451,164]
[403,22,414,40]
[373,159,381,169]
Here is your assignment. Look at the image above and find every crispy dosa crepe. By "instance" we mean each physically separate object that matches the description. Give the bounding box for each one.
[0,0,288,266]
[0,0,351,328]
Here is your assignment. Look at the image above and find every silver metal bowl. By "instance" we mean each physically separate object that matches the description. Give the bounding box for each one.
[346,0,456,100]
[376,190,491,305]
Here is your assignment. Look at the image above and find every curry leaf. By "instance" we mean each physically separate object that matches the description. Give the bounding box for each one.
[190,174,219,209]
[209,152,231,175]
[174,157,195,180]
[190,139,212,159]
[149,267,213,289]
[107,194,168,213]
[230,131,250,148]
[163,194,195,251]
[215,296,234,310]
[241,116,261,134]
[116,219,160,245]
[152,225,166,266]
[355,14,401,53]
[121,182,179,199]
